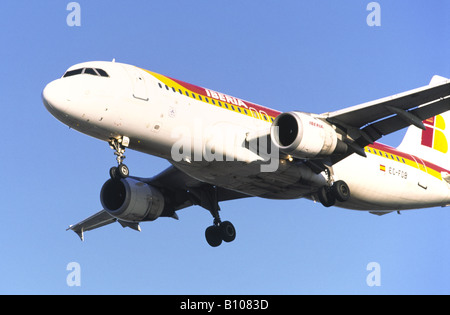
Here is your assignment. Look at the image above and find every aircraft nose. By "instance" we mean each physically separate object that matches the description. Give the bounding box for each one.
[42,79,69,116]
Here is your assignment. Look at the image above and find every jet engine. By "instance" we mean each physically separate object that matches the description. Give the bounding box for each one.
[271,111,347,159]
[100,177,164,222]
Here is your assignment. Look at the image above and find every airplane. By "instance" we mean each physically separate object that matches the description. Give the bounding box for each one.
[42,60,450,247]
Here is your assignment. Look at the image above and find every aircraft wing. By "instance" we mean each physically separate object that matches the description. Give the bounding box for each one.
[67,210,116,241]
[324,76,450,127]
[67,166,250,240]
[308,76,450,170]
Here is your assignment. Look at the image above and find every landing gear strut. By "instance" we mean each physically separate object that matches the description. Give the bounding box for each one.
[205,208,236,247]
[189,185,237,247]
[109,137,130,179]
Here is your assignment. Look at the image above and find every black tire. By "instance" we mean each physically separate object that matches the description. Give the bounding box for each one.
[117,164,129,178]
[331,180,350,202]
[109,167,118,180]
[220,221,236,243]
[318,186,336,207]
[205,225,222,247]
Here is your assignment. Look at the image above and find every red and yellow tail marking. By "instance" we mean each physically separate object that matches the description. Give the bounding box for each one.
[421,115,448,153]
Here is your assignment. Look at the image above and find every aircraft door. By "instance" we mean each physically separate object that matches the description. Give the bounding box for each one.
[126,66,149,101]
[412,156,428,190]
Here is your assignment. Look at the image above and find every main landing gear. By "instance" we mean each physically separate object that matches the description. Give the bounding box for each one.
[318,180,350,207]
[189,185,237,247]
[109,137,130,179]
[205,209,236,248]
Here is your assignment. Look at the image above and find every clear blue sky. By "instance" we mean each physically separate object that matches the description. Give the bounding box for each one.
[1,1,449,294]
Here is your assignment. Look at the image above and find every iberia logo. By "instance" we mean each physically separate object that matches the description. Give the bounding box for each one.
[421,115,448,153]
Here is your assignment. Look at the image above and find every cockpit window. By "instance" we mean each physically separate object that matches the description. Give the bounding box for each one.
[63,67,110,78]
[63,68,83,78]
[96,68,109,77]
[83,68,98,76]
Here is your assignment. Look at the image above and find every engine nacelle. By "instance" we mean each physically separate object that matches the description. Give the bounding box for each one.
[100,178,164,222]
[271,111,347,158]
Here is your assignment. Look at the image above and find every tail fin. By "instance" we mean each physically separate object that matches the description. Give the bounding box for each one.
[397,75,450,168]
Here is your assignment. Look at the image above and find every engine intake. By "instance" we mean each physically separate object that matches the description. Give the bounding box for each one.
[271,111,347,158]
[100,178,164,222]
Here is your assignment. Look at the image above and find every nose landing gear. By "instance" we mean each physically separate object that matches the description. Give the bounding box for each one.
[109,137,130,179]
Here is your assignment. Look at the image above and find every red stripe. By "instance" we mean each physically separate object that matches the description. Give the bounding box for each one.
[166,75,281,118]
[370,142,450,174]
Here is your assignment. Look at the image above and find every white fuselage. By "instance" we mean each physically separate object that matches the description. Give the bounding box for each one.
[42,61,450,213]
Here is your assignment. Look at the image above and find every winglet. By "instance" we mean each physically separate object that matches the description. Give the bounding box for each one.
[75,228,84,241]
[67,225,84,241]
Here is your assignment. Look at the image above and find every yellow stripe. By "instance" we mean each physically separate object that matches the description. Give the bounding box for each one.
[365,147,442,180]
[143,69,275,123]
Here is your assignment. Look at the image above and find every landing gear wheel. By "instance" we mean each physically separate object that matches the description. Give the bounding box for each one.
[109,164,129,179]
[318,186,336,207]
[331,180,350,202]
[117,164,129,178]
[205,225,222,247]
[108,137,131,180]
[220,221,236,243]
[109,166,118,180]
